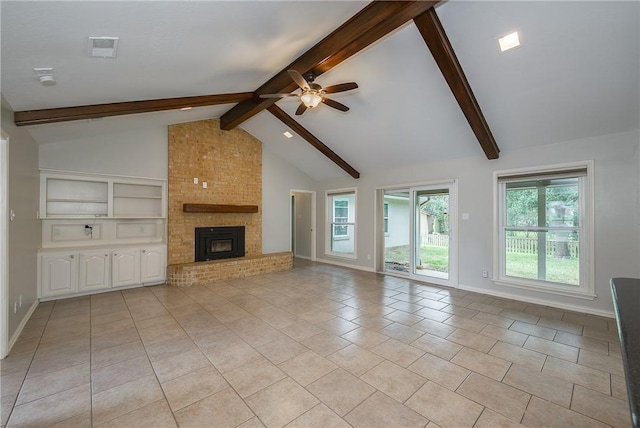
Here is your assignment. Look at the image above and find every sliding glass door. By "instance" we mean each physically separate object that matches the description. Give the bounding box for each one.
[382,181,457,287]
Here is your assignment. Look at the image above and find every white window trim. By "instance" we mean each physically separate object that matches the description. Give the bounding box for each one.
[383,202,389,237]
[326,187,357,259]
[493,161,595,299]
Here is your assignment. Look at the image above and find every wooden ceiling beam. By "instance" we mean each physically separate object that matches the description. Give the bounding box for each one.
[413,8,500,159]
[267,104,360,179]
[220,0,440,131]
[14,92,253,126]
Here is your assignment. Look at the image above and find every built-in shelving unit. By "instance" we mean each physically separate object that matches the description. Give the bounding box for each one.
[113,183,163,218]
[40,171,166,219]
[45,178,108,217]
[39,170,168,300]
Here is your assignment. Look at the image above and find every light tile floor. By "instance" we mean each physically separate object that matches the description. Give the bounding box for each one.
[1,259,631,427]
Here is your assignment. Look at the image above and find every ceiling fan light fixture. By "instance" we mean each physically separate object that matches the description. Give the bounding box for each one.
[300,91,322,108]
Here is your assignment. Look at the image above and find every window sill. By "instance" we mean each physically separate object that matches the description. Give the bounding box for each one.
[493,277,596,300]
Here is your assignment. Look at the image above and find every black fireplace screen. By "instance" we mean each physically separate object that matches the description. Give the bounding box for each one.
[195,226,245,262]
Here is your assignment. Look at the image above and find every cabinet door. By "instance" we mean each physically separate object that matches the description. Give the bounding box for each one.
[140,246,166,284]
[112,249,140,287]
[79,251,110,292]
[41,253,78,297]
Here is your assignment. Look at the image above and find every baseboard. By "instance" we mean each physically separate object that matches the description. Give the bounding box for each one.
[294,255,311,260]
[315,257,376,273]
[458,283,615,319]
[7,299,39,356]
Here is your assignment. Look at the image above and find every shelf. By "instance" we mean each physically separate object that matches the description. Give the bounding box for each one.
[183,204,259,213]
[41,171,166,219]
[48,198,108,203]
[113,195,162,199]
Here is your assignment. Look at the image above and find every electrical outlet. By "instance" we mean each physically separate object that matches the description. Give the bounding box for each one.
[482,269,489,278]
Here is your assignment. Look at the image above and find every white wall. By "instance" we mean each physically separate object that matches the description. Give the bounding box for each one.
[1,97,41,344]
[39,126,168,179]
[262,149,316,253]
[315,130,640,315]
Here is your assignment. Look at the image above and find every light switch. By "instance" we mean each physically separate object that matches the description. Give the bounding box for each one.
[193,177,198,184]
[462,213,470,220]
[202,182,208,189]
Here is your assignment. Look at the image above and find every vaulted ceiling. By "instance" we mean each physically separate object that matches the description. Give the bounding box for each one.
[2,1,638,181]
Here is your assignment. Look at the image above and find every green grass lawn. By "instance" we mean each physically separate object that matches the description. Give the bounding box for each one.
[505,252,579,285]
[385,245,579,284]
[385,245,448,272]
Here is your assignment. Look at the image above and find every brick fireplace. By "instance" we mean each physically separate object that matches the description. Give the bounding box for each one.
[166,119,292,286]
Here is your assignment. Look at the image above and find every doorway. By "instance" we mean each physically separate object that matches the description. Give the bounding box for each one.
[380,180,458,287]
[290,190,316,261]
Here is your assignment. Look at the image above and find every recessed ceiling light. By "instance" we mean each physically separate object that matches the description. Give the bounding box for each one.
[283,131,293,139]
[498,31,520,52]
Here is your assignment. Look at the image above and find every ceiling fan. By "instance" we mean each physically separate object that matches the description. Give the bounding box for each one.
[260,70,358,115]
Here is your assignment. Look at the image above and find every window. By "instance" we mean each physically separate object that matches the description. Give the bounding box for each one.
[327,189,356,257]
[383,202,389,235]
[333,200,349,238]
[494,162,594,298]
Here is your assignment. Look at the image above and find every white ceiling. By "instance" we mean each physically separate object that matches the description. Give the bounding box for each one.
[2,1,638,181]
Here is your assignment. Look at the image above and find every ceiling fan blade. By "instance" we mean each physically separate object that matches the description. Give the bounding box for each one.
[295,102,308,116]
[321,97,349,112]
[259,93,298,99]
[323,82,358,94]
[288,70,310,91]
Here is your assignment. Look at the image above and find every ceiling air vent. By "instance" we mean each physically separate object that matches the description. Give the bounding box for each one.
[88,36,119,58]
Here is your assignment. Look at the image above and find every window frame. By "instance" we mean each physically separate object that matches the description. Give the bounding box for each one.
[326,188,357,259]
[493,161,595,299]
[383,202,389,236]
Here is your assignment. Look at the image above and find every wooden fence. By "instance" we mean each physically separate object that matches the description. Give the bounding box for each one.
[423,234,578,257]
[506,237,579,257]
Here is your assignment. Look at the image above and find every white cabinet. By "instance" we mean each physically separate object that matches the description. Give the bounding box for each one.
[40,244,166,299]
[112,248,141,287]
[141,246,166,284]
[41,253,78,297]
[40,171,166,219]
[79,251,110,292]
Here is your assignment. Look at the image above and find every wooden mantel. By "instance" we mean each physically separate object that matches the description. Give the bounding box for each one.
[183,204,259,214]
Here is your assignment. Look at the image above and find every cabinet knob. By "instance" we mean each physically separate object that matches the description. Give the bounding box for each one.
[142,250,146,253]
[70,255,74,259]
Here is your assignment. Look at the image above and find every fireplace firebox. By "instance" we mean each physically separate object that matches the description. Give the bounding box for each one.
[195,226,245,262]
